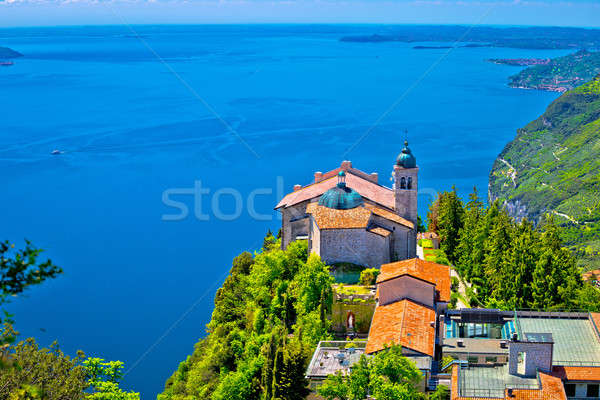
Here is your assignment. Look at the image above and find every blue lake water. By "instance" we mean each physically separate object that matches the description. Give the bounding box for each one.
[0,25,566,398]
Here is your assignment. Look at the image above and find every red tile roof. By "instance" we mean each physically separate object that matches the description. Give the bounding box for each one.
[451,366,566,400]
[553,366,600,382]
[377,258,451,302]
[365,299,435,356]
[275,166,394,210]
[507,372,567,400]
[306,202,372,229]
[306,203,413,230]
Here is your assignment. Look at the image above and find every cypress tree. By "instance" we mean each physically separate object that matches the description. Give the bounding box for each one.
[455,187,484,279]
[438,186,465,264]
[261,332,277,400]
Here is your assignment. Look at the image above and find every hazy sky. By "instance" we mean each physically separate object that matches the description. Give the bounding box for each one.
[0,0,599,28]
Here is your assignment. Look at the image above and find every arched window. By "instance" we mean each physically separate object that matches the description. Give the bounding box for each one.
[407,177,413,189]
[400,177,406,189]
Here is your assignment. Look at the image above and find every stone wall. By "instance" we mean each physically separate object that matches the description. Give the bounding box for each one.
[281,200,311,249]
[318,228,389,269]
[330,298,376,333]
[508,341,553,377]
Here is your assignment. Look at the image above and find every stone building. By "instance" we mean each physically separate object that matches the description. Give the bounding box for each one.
[275,142,419,268]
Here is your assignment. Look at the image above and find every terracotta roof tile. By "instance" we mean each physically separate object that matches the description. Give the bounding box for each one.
[275,167,394,210]
[364,203,414,229]
[367,225,392,237]
[508,372,567,400]
[553,366,600,382]
[451,365,566,400]
[365,299,435,356]
[306,203,413,230]
[377,258,451,302]
[306,203,372,229]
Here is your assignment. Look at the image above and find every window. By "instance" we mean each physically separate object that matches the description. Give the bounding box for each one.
[588,384,599,397]
[407,177,413,189]
[564,384,576,397]
[400,177,406,189]
[485,356,497,363]
[467,356,478,364]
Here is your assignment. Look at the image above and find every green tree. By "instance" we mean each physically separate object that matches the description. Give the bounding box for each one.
[455,187,485,279]
[84,358,140,400]
[436,186,465,264]
[318,344,423,400]
[428,384,450,400]
[0,328,88,399]
[0,240,63,322]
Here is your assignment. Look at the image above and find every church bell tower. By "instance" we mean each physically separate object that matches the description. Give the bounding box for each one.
[393,140,419,226]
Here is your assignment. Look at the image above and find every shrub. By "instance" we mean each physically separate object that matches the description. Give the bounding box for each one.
[360,268,380,286]
[451,276,459,292]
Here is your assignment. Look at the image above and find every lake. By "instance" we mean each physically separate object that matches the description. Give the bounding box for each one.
[0,24,565,398]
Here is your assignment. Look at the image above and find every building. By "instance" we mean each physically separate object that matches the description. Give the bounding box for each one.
[305,258,451,397]
[275,142,419,268]
[445,309,600,400]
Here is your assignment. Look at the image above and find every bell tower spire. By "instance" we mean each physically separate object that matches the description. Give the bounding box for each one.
[393,135,419,258]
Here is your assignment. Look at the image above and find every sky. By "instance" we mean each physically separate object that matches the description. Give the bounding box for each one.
[0,0,599,27]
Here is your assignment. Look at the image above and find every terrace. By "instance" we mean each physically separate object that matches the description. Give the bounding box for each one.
[305,341,367,379]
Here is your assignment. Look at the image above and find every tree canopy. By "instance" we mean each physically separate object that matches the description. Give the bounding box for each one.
[159,235,334,400]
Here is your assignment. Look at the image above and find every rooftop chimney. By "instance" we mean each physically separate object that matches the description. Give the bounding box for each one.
[341,161,352,171]
[293,184,302,191]
[314,172,323,183]
[370,173,378,184]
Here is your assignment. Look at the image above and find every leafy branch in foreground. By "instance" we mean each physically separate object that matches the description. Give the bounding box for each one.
[0,240,63,321]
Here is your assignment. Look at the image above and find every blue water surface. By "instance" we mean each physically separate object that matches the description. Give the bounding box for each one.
[0,25,565,398]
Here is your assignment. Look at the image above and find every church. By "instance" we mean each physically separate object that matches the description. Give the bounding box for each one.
[275,141,419,269]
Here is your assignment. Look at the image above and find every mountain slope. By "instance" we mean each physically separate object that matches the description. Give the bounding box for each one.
[489,75,600,268]
[508,50,600,92]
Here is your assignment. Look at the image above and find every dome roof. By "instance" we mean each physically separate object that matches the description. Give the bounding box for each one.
[396,140,417,168]
[318,174,364,210]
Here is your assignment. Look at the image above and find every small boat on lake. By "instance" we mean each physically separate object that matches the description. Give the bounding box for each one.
[51,150,62,155]
[0,61,15,66]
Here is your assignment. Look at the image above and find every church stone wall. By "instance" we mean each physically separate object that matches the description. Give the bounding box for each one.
[309,217,321,256]
[319,229,389,269]
[281,201,311,249]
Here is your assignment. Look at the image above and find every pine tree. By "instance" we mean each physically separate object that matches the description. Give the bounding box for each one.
[261,332,278,400]
[455,187,484,279]
[470,201,500,296]
[438,185,465,264]
[484,209,513,305]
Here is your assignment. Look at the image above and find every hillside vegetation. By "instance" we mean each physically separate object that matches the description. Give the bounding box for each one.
[507,50,600,92]
[159,237,334,400]
[489,74,600,268]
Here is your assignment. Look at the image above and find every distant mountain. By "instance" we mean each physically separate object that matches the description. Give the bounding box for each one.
[489,75,600,268]
[0,46,22,59]
[340,26,600,50]
[505,50,600,92]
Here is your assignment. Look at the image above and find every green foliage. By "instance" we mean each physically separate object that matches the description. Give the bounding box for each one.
[435,186,599,310]
[0,327,89,399]
[318,344,424,400]
[427,187,464,264]
[489,74,600,268]
[428,384,450,400]
[0,240,63,322]
[159,236,334,400]
[508,51,600,92]
[359,268,380,286]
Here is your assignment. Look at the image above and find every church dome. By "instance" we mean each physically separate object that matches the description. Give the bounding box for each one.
[318,171,364,210]
[396,140,417,168]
